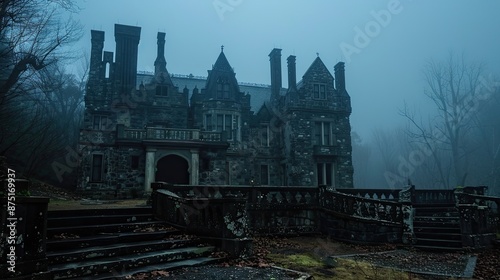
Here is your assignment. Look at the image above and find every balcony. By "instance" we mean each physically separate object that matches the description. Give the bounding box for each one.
[313,145,339,156]
[116,125,226,143]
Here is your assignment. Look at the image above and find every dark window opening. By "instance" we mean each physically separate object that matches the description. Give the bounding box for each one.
[260,124,269,147]
[131,155,139,170]
[93,115,107,130]
[216,82,223,99]
[313,84,326,100]
[205,114,213,131]
[91,154,103,182]
[260,164,269,185]
[315,121,332,145]
[223,83,230,99]
[156,85,168,96]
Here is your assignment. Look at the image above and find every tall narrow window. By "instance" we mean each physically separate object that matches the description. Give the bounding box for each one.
[216,114,223,132]
[130,155,139,170]
[319,84,326,99]
[323,122,331,145]
[281,164,288,186]
[91,154,103,182]
[313,84,319,99]
[260,124,269,147]
[234,115,239,140]
[93,115,107,130]
[216,82,223,99]
[317,163,335,187]
[225,114,232,139]
[260,165,269,185]
[315,122,332,145]
[223,84,230,99]
[205,114,213,131]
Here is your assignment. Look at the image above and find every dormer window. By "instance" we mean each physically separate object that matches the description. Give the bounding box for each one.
[217,82,223,99]
[313,84,326,99]
[156,85,168,96]
[223,83,230,99]
[216,78,230,99]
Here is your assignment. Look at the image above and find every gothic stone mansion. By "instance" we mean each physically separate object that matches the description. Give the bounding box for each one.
[78,24,353,197]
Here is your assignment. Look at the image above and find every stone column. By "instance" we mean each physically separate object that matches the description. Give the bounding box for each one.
[190,149,199,185]
[144,148,156,193]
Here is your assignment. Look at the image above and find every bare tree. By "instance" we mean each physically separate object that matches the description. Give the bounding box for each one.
[0,0,82,106]
[401,53,484,188]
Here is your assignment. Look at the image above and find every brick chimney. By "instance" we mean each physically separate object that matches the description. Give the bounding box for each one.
[114,24,141,94]
[334,62,346,93]
[287,55,297,92]
[154,32,167,75]
[269,48,282,105]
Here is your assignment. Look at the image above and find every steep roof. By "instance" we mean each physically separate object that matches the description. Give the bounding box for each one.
[212,49,234,73]
[302,56,332,79]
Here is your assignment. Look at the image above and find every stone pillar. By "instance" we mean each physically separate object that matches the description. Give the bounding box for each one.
[190,149,199,185]
[144,148,156,193]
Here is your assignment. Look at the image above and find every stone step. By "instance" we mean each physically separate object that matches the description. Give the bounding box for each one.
[47,230,180,251]
[47,213,155,228]
[74,257,222,280]
[413,220,460,228]
[47,239,198,265]
[413,225,461,234]
[415,237,462,248]
[50,246,215,279]
[412,245,464,252]
[414,231,462,241]
[48,207,152,218]
[47,221,166,237]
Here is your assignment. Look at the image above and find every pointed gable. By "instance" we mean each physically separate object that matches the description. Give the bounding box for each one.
[212,50,233,73]
[301,57,334,85]
[204,47,241,100]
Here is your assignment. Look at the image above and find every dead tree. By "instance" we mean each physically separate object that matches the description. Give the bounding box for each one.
[401,53,484,188]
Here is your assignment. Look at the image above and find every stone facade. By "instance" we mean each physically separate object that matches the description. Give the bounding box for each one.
[78,24,354,197]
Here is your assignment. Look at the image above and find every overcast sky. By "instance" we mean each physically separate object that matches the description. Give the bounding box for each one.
[71,0,500,141]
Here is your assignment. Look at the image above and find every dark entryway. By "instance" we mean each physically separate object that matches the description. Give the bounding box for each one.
[156,155,190,184]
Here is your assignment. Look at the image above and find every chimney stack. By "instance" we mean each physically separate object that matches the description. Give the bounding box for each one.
[154,32,167,75]
[90,30,104,80]
[334,62,346,93]
[269,48,282,104]
[287,55,297,92]
[114,24,141,94]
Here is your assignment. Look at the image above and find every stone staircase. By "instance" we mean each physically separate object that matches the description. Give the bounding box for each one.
[46,207,221,279]
[413,204,463,251]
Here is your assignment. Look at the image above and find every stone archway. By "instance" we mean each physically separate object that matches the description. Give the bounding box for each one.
[155,154,190,184]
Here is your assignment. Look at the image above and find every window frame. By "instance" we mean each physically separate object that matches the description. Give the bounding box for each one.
[91,154,104,182]
[313,83,327,100]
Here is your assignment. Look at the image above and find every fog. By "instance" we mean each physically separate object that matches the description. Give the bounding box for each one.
[71,0,500,141]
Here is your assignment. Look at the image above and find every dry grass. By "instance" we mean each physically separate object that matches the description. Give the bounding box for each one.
[267,253,417,280]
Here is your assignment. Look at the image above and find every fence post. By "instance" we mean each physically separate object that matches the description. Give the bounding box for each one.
[399,185,416,245]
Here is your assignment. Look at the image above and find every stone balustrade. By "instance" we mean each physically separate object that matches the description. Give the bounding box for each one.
[151,183,499,248]
[116,125,225,142]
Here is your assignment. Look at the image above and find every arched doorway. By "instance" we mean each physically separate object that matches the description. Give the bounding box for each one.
[155,154,190,184]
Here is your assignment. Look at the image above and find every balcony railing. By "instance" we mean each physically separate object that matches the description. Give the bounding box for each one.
[117,125,224,142]
[313,145,339,156]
